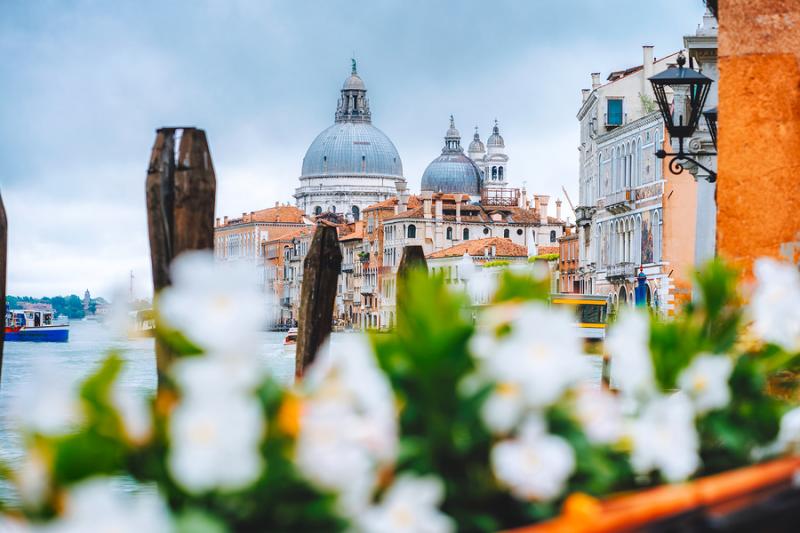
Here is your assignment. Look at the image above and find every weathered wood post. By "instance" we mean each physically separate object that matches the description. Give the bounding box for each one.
[0,192,6,387]
[146,127,216,383]
[396,245,427,309]
[295,223,342,379]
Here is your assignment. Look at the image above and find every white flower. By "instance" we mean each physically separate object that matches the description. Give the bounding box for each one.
[12,358,82,436]
[607,311,656,400]
[573,386,624,445]
[15,449,49,508]
[168,393,265,493]
[477,303,587,420]
[297,335,398,515]
[158,251,269,354]
[111,385,153,444]
[677,354,733,414]
[0,516,29,532]
[480,382,526,434]
[751,258,800,352]
[42,477,172,533]
[776,407,800,452]
[358,474,454,533]
[172,351,264,399]
[629,393,700,482]
[491,416,576,501]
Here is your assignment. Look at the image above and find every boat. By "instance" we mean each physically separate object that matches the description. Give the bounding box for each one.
[284,327,298,345]
[128,309,155,339]
[5,309,69,342]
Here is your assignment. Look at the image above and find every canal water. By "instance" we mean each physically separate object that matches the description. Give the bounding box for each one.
[0,321,602,505]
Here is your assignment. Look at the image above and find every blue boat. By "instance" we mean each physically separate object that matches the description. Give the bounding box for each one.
[5,309,69,342]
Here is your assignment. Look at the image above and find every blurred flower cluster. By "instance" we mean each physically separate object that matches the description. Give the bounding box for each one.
[0,253,798,532]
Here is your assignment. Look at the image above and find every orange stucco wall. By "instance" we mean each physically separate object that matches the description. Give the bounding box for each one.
[661,134,697,305]
[718,0,800,271]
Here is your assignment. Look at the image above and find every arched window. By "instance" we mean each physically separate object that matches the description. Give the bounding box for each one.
[351,205,360,222]
[323,155,328,172]
[330,205,336,213]
[446,227,453,240]
[498,167,504,181]
[313,205,322,216]
[407,224,416,239]
[361,155,366,172]
[550,230,556,243]
[492,166,497,180]
[503,229,510,238]
[463,228,470,240]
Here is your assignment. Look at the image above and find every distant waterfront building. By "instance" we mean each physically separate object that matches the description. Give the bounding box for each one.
[294,61,404,220]
[213,204,311,266]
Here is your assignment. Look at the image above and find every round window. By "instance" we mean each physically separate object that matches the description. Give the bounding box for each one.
[516,229,523,236]
[483,227,489,235]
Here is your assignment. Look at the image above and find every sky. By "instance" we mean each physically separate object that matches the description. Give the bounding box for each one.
[0,0,706,298]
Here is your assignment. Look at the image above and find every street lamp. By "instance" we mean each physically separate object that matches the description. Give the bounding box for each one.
[703,106,718,150]
[649,53,717,182]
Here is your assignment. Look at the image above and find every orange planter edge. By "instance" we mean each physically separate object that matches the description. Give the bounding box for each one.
[504,456,800,533]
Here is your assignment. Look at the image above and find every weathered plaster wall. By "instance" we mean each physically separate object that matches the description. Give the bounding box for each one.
[661,133,697,307]
[718,0,800,270]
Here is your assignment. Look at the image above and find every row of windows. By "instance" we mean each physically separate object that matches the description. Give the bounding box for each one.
[312,205,361,221]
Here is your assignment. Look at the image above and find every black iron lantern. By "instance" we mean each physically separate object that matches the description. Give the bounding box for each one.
[649,53,717,182]
[703,106,718,150]
[649,53,713,139]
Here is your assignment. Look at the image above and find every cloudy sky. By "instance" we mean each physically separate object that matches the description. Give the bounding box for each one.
[0,0,706,298]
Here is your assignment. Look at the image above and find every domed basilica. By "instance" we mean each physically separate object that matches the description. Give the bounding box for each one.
[420,116,510,200]
[294,61,404,221]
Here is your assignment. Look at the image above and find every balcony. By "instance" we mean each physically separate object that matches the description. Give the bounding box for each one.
[341,262,354,273]
[574,205,596,226]
[361,283,375,295]
[280,297,291,307]
[342,290,354,301]
[606,262,636,282]
[604,189,633,214]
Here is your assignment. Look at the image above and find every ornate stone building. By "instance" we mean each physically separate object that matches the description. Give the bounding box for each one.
[294,61,404,220]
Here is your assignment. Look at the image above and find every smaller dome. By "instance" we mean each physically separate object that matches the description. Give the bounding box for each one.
[468,127,485,154]
[343,74,366,91]
[487,120,505,148]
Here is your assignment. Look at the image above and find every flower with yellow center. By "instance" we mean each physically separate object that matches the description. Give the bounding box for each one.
[677,354,733,414]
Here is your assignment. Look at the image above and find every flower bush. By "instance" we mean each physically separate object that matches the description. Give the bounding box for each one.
[0,252,798,532]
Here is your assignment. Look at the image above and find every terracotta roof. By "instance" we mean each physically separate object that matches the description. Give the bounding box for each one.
[339,221,365,242]
[426,237,529,260]
[221,205,306,226]
[364,195,422,212]
[266,226,312,244]
[535,245,560,255]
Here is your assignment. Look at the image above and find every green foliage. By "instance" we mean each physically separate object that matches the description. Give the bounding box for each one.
[528,253,559,262]
[6,295,88,319]
[492,269,550,304]
[639,92,658,114]
[482,260,510,268]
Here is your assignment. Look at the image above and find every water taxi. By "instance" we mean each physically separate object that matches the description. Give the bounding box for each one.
[284,327,298,345]
[5,309,70,342]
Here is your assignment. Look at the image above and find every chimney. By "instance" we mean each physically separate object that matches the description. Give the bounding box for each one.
[556,199,562,221]
[642,45,655,98]
[491,245,496,256]
[223,216,229,225]
[581,88,590,102]
[422,191,433,219]
[435,198,443,220]
[396,178,409,214]
[534,195,541,212]
[539,195,550,225]
[274,201,279,207]
[484,246,489,258]
[215,217,220,227]
[591,72,601,90]
[455,195,462,224]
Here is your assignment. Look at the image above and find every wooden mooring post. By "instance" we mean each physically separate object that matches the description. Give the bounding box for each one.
[396,245,427,293]
[295,224,341,379]
[0,192,6,387]
[146,127,216,383]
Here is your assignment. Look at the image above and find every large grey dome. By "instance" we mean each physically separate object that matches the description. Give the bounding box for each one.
[301,122,403,178]
[420,116,482,195]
